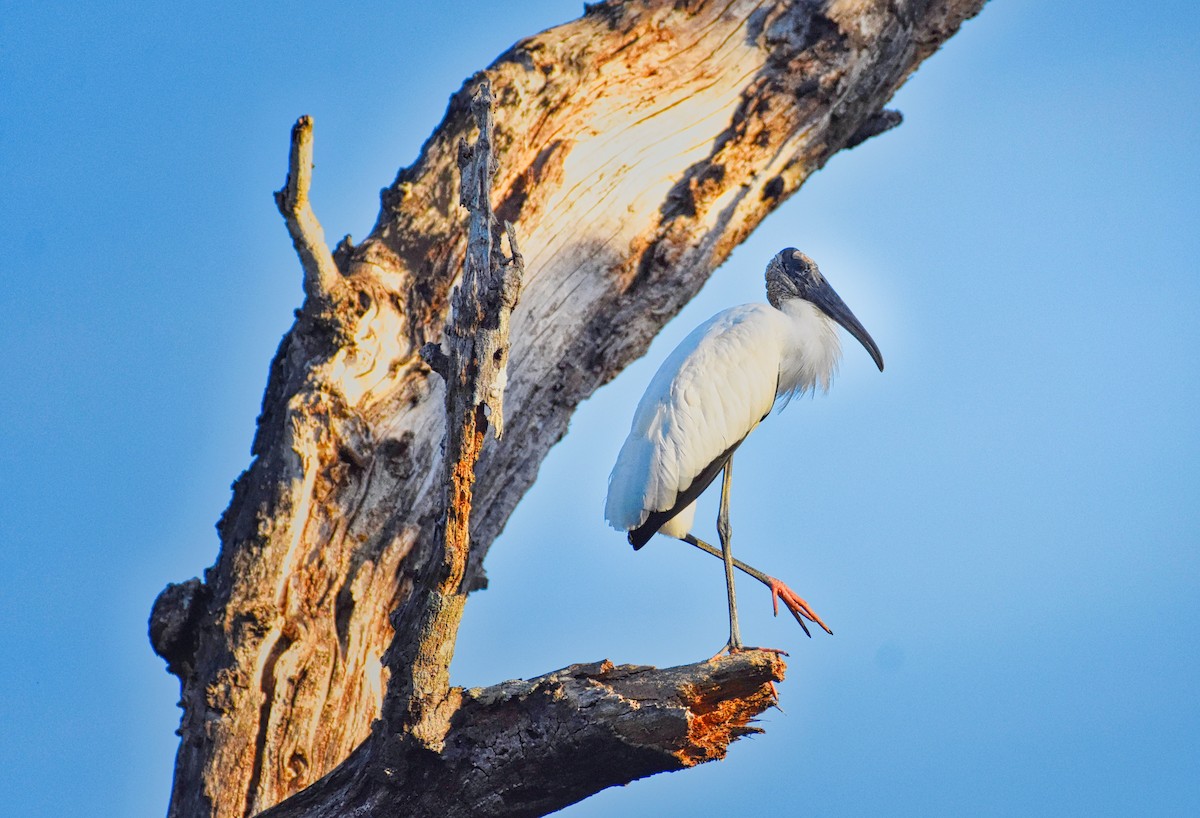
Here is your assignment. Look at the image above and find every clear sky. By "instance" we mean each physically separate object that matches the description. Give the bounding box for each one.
[2,1,1197,816]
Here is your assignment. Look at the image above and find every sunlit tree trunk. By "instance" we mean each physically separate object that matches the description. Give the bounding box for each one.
[149,1,987,815]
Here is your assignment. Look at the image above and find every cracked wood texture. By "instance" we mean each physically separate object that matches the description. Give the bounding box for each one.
[150,1,986,816]
[392,80,525,750]
[254,653,784,818]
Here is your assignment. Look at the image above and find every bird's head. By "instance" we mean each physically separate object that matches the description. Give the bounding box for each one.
[766,248,885,371]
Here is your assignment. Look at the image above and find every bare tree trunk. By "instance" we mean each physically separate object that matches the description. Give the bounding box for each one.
[149,1,986,816]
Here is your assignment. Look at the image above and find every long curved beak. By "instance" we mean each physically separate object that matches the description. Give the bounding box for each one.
[812,284,884,371]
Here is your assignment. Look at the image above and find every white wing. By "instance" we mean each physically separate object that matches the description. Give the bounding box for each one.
[605,304,787,533]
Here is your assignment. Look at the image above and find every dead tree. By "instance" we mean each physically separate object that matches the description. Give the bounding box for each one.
[149,1,986,816]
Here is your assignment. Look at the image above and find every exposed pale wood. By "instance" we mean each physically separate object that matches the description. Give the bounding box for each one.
[388,80,524,749]
[254,652,785,818]
[273,115,344,309]
[150,2,988,816]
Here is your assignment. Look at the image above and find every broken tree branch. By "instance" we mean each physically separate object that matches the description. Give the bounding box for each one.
[387,79,523,748]
[274,115,343,308]
[846,108,904,149]
[256,652,785,818]
[152,3,989,816]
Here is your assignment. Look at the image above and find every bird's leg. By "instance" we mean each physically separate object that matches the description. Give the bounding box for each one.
[680,533,831,637]
[717,457,744,653]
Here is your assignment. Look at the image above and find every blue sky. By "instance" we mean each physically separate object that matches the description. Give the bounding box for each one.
[1,1,1197,816]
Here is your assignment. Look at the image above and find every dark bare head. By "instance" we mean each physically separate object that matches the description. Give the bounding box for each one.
[765,248,884,371]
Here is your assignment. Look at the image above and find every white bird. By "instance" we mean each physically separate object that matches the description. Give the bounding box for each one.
[605,248,884,651]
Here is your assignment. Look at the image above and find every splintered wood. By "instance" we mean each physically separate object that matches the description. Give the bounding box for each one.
[152,3,987,816]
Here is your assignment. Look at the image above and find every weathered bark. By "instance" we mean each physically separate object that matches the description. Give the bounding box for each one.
[150,1,987,816]
[394,81,524,750]
[253,652,784,818]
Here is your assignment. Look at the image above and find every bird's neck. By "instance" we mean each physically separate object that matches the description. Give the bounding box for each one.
[776,297,842,396]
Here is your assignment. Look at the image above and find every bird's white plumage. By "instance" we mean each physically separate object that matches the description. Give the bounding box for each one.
[605,298,842,536]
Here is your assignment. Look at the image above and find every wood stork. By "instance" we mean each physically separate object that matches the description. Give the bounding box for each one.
[605,249,884,652]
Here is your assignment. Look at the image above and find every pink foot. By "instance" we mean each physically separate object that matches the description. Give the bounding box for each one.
[707,646,787,702]
[710,638,787,657]
[767,578,833,637]
[709,643,789,661]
